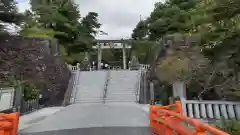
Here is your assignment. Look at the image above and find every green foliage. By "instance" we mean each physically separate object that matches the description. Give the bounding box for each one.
[132,0,197,40]
[131,40,156,64]
[81,12,101,36]
[0,0,22,33]
[0,76,38,100]
[20,0,101,63]
[22,82,39,101]
[132,20,148,40]
[132,0,240,99]
[21,27,57,39]
[156,53,190,83]
[0,76,24,88]
[214,119,240,135]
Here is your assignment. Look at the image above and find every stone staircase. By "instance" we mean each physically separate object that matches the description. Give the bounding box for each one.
[73,71,108,103]
[105,70,140,103]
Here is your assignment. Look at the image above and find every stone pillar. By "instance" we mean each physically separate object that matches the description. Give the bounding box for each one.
[97,43,102,70]
[150,82,155,104]
[172,81,186,99]
[122,40,126,69]
[14,86,22,112]
[76,63,80,70]
[129,54,139,70]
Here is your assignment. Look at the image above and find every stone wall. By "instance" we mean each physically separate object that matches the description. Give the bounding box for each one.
[0,36,71,106]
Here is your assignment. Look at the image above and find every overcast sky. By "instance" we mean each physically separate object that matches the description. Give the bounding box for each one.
[17,0,160,39]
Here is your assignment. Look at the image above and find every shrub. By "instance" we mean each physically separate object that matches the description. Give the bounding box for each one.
[214,119,240,135]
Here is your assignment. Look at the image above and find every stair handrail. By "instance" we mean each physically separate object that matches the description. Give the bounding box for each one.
[103,70,110,103]
[135,70,142,102]
[0,112,19,135]
[70,70,81,104]
[150,101,229,135]
[62,72,75,106]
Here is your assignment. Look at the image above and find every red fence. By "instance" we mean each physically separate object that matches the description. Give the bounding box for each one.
[0,113,19,135]
[150,101,229,135]
[0,102,230,135]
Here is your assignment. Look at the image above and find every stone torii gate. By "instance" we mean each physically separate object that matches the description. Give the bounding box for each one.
[92,39,132,70]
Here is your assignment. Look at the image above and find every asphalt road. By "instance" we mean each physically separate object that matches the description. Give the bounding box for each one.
[20,103,151,135]
[20,127,152,135]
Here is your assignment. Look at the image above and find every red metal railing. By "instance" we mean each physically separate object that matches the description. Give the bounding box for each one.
[150,101,229,135]
[0,113,19,135]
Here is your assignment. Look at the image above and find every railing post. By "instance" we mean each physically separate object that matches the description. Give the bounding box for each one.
[2,112,20,135]
[103,70,110,103]
[150,82,155,105]
[172,81,186,99]
[149,105,155,128]
[175,101,183,114]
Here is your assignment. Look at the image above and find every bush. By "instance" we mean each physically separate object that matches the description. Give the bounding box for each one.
[22,82,39,101]
[214,119,240,135]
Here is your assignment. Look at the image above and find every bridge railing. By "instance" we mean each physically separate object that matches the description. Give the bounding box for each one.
[150,101,229,135]
[180,98,240,120]
[0,112,19,135]
[20,99,42,115]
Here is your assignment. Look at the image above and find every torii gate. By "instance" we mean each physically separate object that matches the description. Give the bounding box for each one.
[92,39,132,70]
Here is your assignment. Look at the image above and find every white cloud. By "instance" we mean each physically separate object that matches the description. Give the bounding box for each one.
[16,0,30,13]
[17,0,161,39]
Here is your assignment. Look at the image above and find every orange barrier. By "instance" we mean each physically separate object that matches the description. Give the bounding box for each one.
[0,113,19,135]
[150,101,229,135]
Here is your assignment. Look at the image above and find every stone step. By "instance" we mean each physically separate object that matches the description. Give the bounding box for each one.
[75,100,103,103]
[74,71,107,102]
[75,98,103,102]
[107,91,136,95]
[104,100,137,103]
[105,96,136,100]
[106,87,136,90]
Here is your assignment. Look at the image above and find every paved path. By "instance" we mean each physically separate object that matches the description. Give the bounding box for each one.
[19,107,65,131]
[19,103,151,135]
[19,70,151,135]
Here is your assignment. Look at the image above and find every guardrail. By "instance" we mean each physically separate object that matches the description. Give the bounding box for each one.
[20,99,42,115]
[180,98,240,120]
[0,112,19,135]
[150,101,228,135]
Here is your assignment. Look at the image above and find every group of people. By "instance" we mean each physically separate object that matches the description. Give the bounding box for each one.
[91,61,110,70]
[79,60,127,71]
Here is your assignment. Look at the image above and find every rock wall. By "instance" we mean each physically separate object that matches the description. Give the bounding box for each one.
[0,36,71,106]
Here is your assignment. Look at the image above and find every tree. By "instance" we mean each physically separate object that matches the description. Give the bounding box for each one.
[0,0,22,33]
[29,0,81,51]
[132,20,148,40]
[191,0,240,100]
[21,0,101,64]
[69,12,101,53]
[81,12,101,37]
[132,0,240,100]
[131,40,156,64]
[132,0,197,41]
